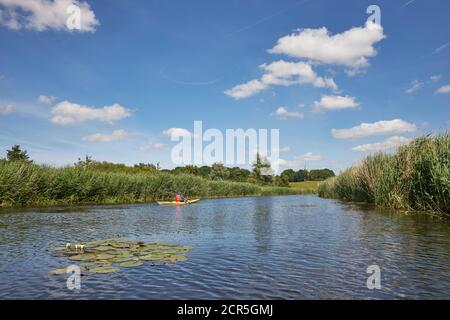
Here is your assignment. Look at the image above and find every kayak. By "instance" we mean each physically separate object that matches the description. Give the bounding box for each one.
[156,199,201,205]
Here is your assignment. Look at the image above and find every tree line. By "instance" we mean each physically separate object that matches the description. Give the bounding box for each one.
[2,145,335,186]
[280,168,335,182]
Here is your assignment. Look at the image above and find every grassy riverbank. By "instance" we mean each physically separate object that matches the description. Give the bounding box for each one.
[0,161,306,208]
[289,181,319,193]
[318,133,449,215]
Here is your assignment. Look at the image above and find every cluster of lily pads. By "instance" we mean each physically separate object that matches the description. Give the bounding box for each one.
[48,238,192,275]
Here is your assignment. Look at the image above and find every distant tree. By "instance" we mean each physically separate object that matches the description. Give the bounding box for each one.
[229,167,251,182]
[198,166,212,178]
[75,155,95,168]
[294,169,309,182]
[272,175,290,187]
[171,165,200,175]
[184,165,200,175]
[134,163,159,173]
[309,169,335,181]
[209,163,229,180]
[281,169,296,182]
[6,145,31,162]
[252,153,273,185]
[134,163,156,170]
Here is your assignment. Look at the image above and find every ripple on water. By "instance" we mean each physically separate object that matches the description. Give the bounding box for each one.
[0,195,449,299]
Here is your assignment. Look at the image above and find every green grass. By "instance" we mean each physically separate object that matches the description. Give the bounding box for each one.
[289,181,319,193]
[0,161,305,208]
[318,132,450,215]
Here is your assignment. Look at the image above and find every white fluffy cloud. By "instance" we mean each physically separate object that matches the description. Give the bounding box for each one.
[300,152,322,161]
[163,128,192,138]
[50,101,132,125]
[0,0,99,32]
[273,146,290,153]
[352,136,412,152]
[269,21,386,69]
[405,80,423,94]
[225,60,337,99]
[271,106,304,119]
[332,119,417,139]
[140,143,164,152]
[313,95,359,112]
[0,103,13,115]
[430,75,441,82]
[277,152,322,167]
[436,84,450,94]
[37,95,57,105]
[82,130,129,142]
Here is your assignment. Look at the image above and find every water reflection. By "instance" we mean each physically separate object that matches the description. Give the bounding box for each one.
[252,197,273,253]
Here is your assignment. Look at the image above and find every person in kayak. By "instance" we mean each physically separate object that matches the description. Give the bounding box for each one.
[175,192,187,203]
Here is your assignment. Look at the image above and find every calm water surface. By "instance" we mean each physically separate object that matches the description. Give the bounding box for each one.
[0,195,449,299]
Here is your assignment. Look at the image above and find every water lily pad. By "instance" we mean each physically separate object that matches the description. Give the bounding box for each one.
[112,256,138,263]
[163,254,187,263]
[50,238,192,275]
[48,247,66,251]
[69,253,96,261]
[160,249,184,255]
[90,266,119,274]
[49,267,69,275]
[92,245,112,252]
[139,254,167,261]
[95,253,115,260]
[111,243,130,248]
[79,262,97,269]
[154,242,178,247]
[119,261,143,267]
[113,251,133,257]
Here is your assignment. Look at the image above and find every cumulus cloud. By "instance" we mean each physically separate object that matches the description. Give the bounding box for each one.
[277,152,322,167]
[0,103,13,115]
[163,128,192,138]
[352,136,412,152]
[82,130,130,143]
[225,60,337,99]
[50,101,132,125]
[344,68,366,77]
[271,106,304,119]
[273,146,290,153]
[405,80,423,94]
[300,152,322,161]
[140,143,164,152]
[313,95,359,112]
[436,84,450,94]
[268,21,386,69]
[0,0,99,32]
[37,95,57,105]
[430,75,441,82]
[332,119,417,139]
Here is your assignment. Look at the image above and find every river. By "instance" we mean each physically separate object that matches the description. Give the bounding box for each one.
[0,195,449,299]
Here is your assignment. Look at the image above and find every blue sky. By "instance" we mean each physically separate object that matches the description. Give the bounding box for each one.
[0,0,449,172]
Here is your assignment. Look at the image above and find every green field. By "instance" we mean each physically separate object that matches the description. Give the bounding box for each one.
[289,181,319,193]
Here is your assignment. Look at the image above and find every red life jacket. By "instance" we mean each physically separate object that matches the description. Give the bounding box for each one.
[175,194,181,202]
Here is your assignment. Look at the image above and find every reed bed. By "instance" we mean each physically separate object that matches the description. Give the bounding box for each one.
[318,132,450,215]
[0,161,300,207]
